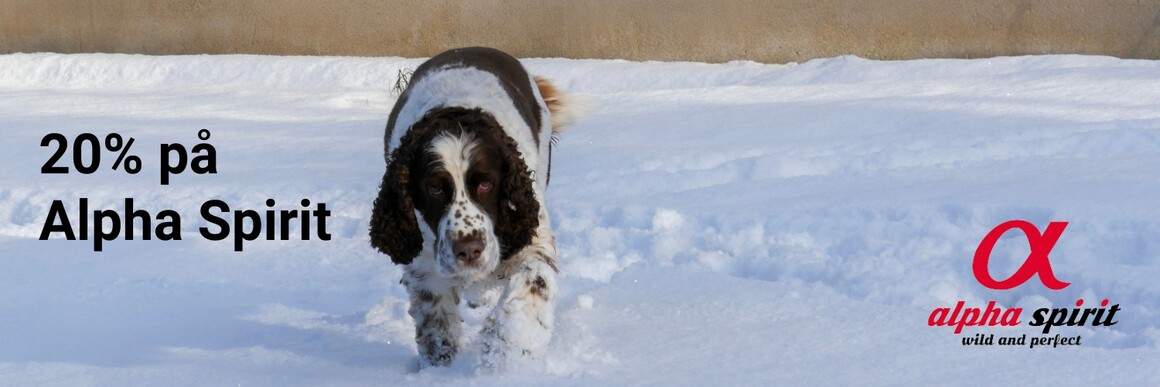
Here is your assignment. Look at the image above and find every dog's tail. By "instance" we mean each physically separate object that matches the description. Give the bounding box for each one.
[535,76,593,135]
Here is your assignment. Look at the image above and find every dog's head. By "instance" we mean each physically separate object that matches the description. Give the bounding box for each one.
[370,107,539,279]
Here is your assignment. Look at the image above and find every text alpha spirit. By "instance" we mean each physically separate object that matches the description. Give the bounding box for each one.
[40,197,332,252]
[37,130,333,252]
[927,220,1120,346]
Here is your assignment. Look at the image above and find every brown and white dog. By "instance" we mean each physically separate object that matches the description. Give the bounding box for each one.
[370,47,583,368]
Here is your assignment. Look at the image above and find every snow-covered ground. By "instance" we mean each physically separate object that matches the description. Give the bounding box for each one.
[1,52,1158,385]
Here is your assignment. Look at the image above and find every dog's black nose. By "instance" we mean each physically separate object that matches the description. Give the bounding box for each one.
[453,237,485,263]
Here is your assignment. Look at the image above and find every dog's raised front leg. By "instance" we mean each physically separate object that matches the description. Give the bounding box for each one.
[402,261,462,367]
[479,241,558,369]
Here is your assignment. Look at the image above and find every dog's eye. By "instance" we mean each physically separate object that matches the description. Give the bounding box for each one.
[477,181,493,194]
[428,184,444,197]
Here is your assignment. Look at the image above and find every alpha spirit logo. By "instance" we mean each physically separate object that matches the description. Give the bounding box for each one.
[927,220,1121,348]
[973,220,1069,290]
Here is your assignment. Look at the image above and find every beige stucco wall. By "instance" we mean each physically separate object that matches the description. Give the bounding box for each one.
[2,0,1158,62]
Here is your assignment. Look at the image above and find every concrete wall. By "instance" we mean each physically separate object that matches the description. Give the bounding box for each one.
[2,0,1158,63]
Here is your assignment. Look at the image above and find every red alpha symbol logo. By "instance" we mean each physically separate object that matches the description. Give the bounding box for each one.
[973,220,1070,290]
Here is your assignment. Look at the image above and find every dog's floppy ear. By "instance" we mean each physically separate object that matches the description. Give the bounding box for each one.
[495,133,541,260]
[369,128,427,265]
